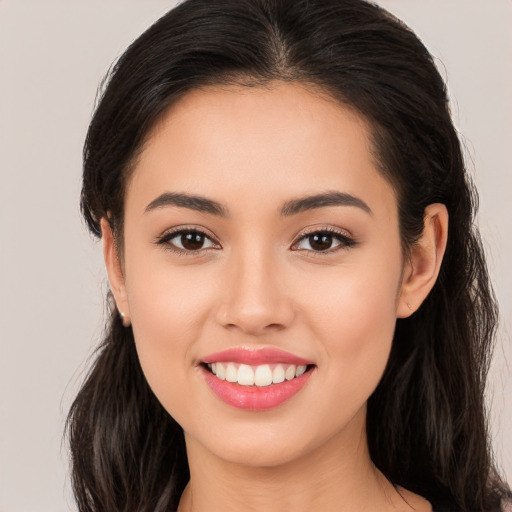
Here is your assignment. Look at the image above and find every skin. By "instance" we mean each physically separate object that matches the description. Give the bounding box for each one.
[102,81,448,512]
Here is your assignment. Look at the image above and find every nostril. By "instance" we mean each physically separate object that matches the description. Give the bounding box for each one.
[214,291,296,335]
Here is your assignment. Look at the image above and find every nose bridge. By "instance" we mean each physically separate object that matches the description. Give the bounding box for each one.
[216,238,294,334]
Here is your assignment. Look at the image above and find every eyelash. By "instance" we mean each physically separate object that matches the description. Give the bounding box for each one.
[155,226,357,257]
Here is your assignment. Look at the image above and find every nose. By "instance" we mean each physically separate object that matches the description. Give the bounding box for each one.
[215,246,295,336]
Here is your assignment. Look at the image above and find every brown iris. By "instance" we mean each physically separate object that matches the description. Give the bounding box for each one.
[180,231,206,251]
[308,233,334,251]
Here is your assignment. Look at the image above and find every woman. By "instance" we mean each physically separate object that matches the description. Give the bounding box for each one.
[67,0,511,511]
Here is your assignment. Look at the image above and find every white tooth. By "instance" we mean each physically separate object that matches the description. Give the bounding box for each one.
[285,365,296,381]
[295,365,307,377]
[254,365,273,387]
[225,363,238,382]
[211,363,217,374]
[216,362,226,380]
[273,364,285,384]
[237,364,255,386]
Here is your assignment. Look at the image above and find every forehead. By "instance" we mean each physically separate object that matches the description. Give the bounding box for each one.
[126,81,397,220]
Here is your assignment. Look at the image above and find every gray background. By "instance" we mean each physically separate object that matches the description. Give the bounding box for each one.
[0,1,510,510]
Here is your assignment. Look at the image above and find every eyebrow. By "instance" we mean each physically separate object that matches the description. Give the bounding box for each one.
[280,191,372,217]
[144,190,372,217]
[145,192,228,216]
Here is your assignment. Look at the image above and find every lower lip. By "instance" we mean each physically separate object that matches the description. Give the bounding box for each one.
[200,366,314,411]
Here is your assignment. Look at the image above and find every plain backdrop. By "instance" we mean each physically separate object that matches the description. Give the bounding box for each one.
[0,1,510,510]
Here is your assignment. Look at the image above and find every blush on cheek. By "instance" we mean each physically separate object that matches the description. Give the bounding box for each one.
[313,283,396,393]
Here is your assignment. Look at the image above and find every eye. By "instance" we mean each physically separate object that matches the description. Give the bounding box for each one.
[292,228,356,253]
[156,228,219,255]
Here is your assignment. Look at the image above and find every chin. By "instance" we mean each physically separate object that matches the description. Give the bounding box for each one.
[182,402,367,471]
[194,433,316,468]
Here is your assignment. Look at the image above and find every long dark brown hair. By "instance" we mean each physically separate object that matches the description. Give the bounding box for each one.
[67,0,510,510]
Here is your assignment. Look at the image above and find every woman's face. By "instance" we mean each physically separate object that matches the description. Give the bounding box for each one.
[113,82,406,467]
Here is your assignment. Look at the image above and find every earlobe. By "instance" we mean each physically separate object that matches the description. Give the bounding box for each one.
[100,217,131,325]
[397,203,448,318]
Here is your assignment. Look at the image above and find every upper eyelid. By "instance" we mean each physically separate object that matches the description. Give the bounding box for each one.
[158,225,217,240]
[158,225,351,239]
[295,226,352,239]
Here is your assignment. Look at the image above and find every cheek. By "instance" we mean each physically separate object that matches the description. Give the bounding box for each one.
[123,251,216,415]
[299,251,401,407]
[125,235,216,342]
[304,244,401,342]
[312,283,396,368]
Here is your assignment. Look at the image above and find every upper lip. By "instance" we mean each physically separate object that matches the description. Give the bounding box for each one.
[202,347,313,366]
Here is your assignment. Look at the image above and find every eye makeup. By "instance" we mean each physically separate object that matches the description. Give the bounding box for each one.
[154,225,357,257]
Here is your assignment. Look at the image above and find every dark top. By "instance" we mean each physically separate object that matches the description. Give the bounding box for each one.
[433,505,460,512]
[431,498,460,512]
[431,495,512,512]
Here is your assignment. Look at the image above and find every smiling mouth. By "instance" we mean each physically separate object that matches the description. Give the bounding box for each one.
[199,347,316,409]
[203,362,315,387]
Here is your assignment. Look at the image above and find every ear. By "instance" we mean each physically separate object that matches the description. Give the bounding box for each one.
[397,203,448,318]
[100,217,131,326]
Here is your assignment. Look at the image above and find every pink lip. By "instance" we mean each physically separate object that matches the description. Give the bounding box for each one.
[202,347,312,366]
[200,347,315,411]
[200,366,314,411]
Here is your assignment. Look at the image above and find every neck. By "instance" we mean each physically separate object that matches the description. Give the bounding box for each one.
[178,408,407,512]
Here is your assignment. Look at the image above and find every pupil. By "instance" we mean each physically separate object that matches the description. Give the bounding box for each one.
[181,232,204,250]
[310,233,332,251]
